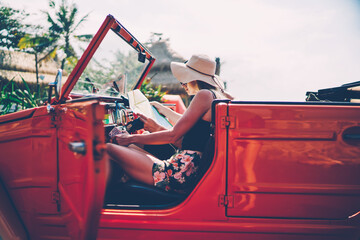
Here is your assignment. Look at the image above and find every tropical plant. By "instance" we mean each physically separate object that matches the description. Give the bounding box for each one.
[0,5,28,50]
[140,77,167,102]
[75,49,146,95]
[0,77,47,115]
[18,33,55,94]
[43,0,93,70]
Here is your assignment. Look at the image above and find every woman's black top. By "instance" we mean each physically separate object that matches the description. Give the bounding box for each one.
[181,90,216,152]
[181,118,212,152]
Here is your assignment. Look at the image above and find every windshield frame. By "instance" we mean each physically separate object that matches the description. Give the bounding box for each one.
[57,14,155,104]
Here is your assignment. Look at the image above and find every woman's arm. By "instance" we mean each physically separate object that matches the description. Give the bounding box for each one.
[151,101,182,124]
[115,90,214,146]
[137,113,166,133]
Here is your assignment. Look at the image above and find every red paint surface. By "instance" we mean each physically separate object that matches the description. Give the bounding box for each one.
[1,101,360,239]
[1,13,359,240]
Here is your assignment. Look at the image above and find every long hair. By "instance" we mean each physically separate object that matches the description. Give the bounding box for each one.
[195,80,234,100]
[195,80,217,90]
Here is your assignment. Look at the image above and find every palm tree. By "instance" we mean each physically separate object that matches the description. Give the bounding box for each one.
[0,5,28,50]
[43,0,93,70]
[18,32,54,94]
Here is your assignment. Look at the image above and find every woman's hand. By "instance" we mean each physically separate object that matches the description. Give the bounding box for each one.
[137,113,165,132]
[150,101,165,115]
[151,101,182,124]
[114,130,132,146]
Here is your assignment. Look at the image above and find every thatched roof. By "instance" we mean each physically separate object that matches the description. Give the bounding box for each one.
[147,40,186,94]
[146,40,224,96]
[0,50,64,83]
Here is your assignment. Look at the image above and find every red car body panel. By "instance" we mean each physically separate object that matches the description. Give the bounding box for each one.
[226,103,360,220]
[56,101,107,239]
[0,14,359,240]
[95,102,360,239]
[0,106,58,239]
[0,102,108,239]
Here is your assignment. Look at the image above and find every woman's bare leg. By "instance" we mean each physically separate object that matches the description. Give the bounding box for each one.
[128,144,151,154]
[106,143,162,185]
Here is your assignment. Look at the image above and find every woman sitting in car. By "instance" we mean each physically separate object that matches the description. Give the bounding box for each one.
[107,54,232,192]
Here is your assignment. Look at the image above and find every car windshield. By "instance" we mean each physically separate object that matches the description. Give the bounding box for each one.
[70,28,149,98]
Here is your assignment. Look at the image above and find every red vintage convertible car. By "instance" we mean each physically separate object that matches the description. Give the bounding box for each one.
[0,15,359,240]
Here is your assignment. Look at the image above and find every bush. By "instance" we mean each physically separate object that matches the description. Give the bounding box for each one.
[0,77,47,115]
[140,77,167,102]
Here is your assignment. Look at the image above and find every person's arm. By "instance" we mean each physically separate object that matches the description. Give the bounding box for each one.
[115,90,213,146]
[137,112,183,148]
[137,113,166,133]
[151,101,182,124]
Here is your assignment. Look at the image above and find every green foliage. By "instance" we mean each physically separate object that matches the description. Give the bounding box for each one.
[43,0,93,70]
[0,77,47,115]
[75,49,145,96]
[18,32,56,86]
[140,78,167,102]
[18,33,55,59]
[83,50,141,85]
[0,5,28,50]
[0,1,93,115]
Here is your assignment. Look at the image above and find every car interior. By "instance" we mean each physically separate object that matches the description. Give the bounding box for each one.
[99,95,216,209]
[66,93,216,209]
[59,16,217,209]
[103,131,215,209]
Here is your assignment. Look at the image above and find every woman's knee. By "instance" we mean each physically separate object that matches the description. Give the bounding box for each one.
[106,143,125,159]
[106,142,126,152]
[106,143,116,155]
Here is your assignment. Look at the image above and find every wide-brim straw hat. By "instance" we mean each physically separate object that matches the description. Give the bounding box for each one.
[170,54,225,90]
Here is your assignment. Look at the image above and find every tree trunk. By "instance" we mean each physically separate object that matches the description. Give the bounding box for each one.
[35,53,39,96]
[215,57,221,76]
[61,34,70,70]
[61,58,65,70]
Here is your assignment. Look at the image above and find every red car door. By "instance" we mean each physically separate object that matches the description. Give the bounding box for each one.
[57,100,108,240]
[0,107,59,239]
[226,102,360,219]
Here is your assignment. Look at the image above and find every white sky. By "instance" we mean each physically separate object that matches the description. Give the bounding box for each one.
[4,0,360,101]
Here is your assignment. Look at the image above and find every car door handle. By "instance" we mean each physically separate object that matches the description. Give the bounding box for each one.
[68,141,87,155]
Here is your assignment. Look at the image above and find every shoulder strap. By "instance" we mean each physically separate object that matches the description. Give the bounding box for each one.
[208,89,217,99]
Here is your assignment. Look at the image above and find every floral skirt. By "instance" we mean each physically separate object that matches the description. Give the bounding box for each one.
[152,150,202,192]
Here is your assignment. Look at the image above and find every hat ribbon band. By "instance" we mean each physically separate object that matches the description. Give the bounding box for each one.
[186,64,224,92]
[186,64,214,77]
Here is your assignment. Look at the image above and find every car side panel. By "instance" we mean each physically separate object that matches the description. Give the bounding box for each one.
[57,101,108,240]
[98,102,229,236]
[98,102,360,239]
[0,107,61,239]
[0,178,28,240]
[226,103,360,220]
[97,224,356,240]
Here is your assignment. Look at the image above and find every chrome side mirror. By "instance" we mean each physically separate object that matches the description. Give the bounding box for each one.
[48,69,62,104]
[55,69,62,98]
[47,69,62,112]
